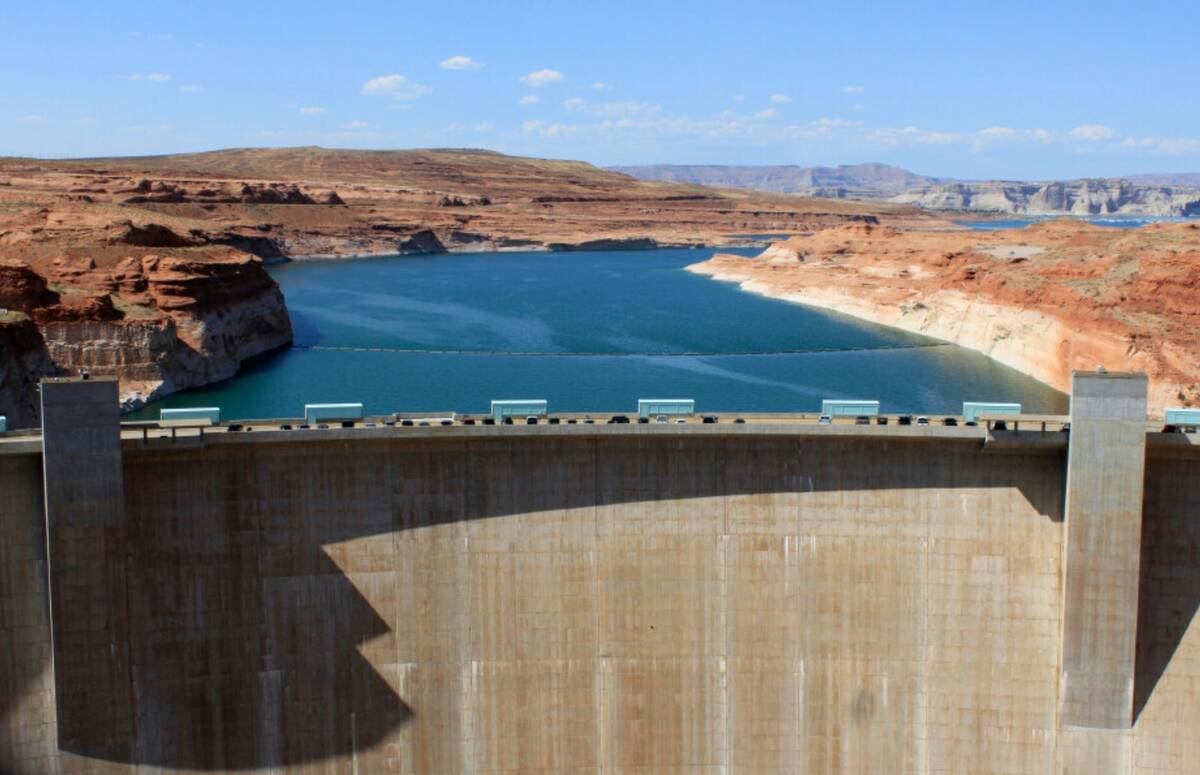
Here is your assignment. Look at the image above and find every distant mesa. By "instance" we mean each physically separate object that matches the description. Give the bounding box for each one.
[612,163,1200,216]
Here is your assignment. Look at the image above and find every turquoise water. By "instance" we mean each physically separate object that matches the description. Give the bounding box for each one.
[132,248,1068,420]
[959,215,1196,231]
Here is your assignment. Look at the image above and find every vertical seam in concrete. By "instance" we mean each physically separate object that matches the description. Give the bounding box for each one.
[36,388,59,756]
[592,435,607,772]
[460,439,474,775]
[721,435,731,774]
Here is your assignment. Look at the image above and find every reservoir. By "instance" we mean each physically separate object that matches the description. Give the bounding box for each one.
[133,247,1068,420]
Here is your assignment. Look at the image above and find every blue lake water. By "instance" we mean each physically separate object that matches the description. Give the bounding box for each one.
[958,215,1196,231]
[132,248,1069,420]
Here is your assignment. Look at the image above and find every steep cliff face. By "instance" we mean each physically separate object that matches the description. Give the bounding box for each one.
[0,314,58,428]
[688,221,1200,417]
[891,179,1200,216]
[0,249,291,411]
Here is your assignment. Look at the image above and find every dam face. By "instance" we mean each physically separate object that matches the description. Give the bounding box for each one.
[2,376,1199,774]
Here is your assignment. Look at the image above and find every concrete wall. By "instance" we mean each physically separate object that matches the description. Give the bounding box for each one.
[1,424,1199,773]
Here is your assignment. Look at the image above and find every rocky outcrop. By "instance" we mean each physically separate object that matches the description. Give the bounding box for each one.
[0,249,291,412]
[688,221,1200,417]
[0,314,58,428]
[891,179,1200,216]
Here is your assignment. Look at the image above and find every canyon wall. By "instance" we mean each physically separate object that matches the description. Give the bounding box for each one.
[0,315,57,428]
[3,415,1199,773]
[0,251,291,413]
[890,179,1200,216]
[689,222,1200,416]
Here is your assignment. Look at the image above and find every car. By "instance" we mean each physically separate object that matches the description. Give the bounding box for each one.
[318,424,330,430]
[462,418,476,425]
[898,415,912,426]
[818,415,832,425]
[341,420,355,428]
[638,417,650,424]
[526,416,538,425]
[916,416,930,426]
[674,418,686,424]
[942,417,958,426]
[702,415,718,424]
[656,415,669,424]
[440,419,452,426]
[365,422,377,428]
[549,417,561,425]
[280,424,293,430]
[993,420,1008,431]
[227,423,243,432]
[483,417,495,425]
[876,416,889,425]
[734,418,746,424]
[567,418,578,424]
[503,417,514,425]
[401,419,414,427]
[854,415,870,425]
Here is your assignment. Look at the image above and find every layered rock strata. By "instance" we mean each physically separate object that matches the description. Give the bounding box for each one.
[688,221,1200,416]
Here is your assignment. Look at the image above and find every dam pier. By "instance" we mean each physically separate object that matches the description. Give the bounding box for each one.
[3,372,1200,773]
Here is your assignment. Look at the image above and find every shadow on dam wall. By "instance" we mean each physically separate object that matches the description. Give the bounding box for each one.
[1135,451,1200,723]
[2,432,1198,772]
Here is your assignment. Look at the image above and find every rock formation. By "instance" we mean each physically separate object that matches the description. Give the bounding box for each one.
[891,179,1200,216]
[688,221,1200,416]
[615,164,1200,217]
[0,313,57,428]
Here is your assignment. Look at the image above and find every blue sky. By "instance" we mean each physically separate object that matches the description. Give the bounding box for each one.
[2,0,1198,179]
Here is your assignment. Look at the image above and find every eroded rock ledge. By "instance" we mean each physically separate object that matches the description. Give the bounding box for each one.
[0,249,290,420]
[688,221,1200,417]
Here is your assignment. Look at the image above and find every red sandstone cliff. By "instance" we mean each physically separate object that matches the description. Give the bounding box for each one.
[688,221,1200,417]
[0,248,290,413]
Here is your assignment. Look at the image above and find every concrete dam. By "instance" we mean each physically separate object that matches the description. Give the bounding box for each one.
[2,373,1199,774]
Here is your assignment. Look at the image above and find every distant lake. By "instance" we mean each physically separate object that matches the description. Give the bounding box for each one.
[131,248,1067,420]
[958,215,1196,230]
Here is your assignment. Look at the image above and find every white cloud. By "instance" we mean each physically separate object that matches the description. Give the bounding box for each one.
[342,119,369,129]
[180,84,202,93]
[518,94,539,106]
[521,119,546,133]
[867,126,962,147]
[298,106,327,114]
[591,81,608,90]
[20,114,94,127]
[146,72,171,82]
[475,121,494,131]
[1157,137,1200,155]
[1068,123,1115,142]
[564,98,660,118]
[843,85,864,93]
[520,69,564,87]
[439,55,482,70]
[361,73,432,100]
[755,107,777,119]
[979,126,1019,139]
[769,93,791,103]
